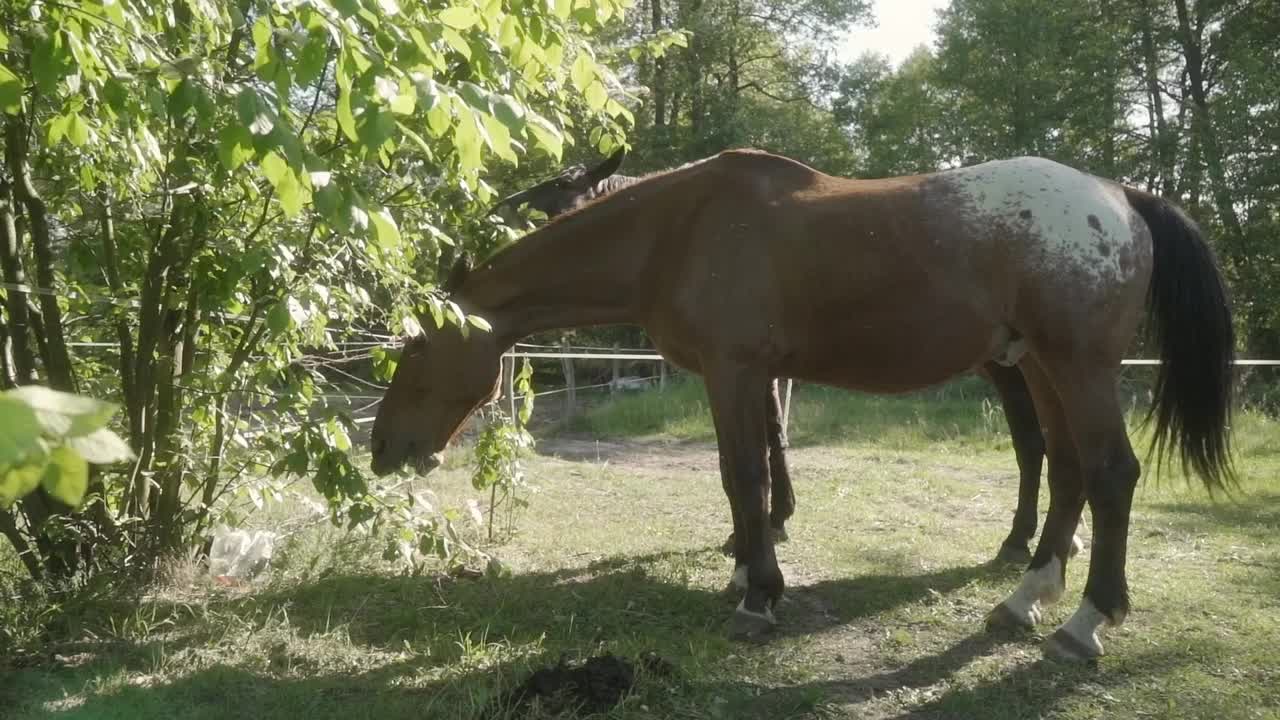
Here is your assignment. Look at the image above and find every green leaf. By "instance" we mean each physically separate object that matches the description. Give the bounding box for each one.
[0,464,43,509]
[260,151,289,187]
[252,16,273,50]
[571,53,594,93]
[399,122,434,158]
[498,15,519,48]
[426,101,452,137]
[528,114,563,160]
[267,300,292,335]
[554,0,572,19]
[493,94,526,132]
[370,346,400,382]
[237,88,274,135]
[8,386,118,438]
[79,164,96,192]
[584,81,607,111]
[31,32,70,94]
[482,113,516,162]
[439,6,479,29]
[40,447,88,507]
[357,106,395,151]
[337,89,359,141]
[276,170,308,217]
[442,27,472,59]
[295,33,330,85]
[218,124,255,171]
[66,113,91,147]
[370,208,401,249]
[66,428,133,464]
[458,81,489,111]
[390,84,416,115]
[0,63,23,114]
[0,395,41,467]
[46,113,71,145]
[453,108,482,172]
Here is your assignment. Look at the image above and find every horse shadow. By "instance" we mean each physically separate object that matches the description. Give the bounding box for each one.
[8,552,1034,719]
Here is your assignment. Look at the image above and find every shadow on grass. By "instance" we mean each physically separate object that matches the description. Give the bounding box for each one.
[1145,488,1280,539]
[8,550,1016,718]
[6,551,1238,720]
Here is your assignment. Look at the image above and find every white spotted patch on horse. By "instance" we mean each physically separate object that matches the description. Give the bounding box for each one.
[1000,556,1065,626]
[944,157,1140,286]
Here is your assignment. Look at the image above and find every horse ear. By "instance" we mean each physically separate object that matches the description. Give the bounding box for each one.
[444,253,471,294]
[586,147,626,184]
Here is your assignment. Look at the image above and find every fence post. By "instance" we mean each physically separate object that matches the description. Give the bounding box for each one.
[611,343,620,396]
[659,359,667,392]
[561,339,576,418]
[504,354,516,420]
[780,378,793,447]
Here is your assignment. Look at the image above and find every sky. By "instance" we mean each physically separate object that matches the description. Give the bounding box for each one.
[839,0,950,66]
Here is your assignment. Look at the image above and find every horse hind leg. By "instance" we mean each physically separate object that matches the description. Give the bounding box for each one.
[1043,368,1139,662]
[988,358,1085,631]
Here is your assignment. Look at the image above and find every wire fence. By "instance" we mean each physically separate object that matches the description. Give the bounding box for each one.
[7,278,1280,442]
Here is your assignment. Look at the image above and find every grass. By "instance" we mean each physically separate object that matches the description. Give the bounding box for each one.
[3,380,1279,719]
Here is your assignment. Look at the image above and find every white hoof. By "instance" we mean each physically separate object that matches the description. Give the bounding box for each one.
[1045,599,1109,661]
[992,558,1065,630]
[987,600,1040,630]
[730,599,777,639]
[1069,533,1085,558]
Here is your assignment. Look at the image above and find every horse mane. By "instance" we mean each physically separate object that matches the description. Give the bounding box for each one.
[470,154,722,275]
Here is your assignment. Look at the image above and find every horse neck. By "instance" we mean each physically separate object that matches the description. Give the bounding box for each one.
[458,203,651,345]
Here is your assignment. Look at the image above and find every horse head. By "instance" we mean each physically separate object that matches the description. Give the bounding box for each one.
[488,148,626,224]
[369,256,504,476]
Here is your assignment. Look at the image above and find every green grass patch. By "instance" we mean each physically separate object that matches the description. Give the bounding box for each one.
[3,387,1279,719]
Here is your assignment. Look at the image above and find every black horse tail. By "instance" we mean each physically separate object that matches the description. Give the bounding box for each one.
[1125,187,1236,491]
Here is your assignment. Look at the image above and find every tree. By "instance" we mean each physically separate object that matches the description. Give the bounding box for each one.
[0,0,641,580]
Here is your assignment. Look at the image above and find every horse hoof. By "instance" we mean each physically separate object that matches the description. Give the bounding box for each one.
[730,601,776,640]
[1044,627,1103,662]
[996,542,1032,565]
[723,565,749,595]
[721,533,736,557]
[986,601,1038,632]
[771,527,789,544]
[1069,534,1085,558]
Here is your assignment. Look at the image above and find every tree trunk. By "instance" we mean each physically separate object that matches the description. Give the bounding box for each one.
[651,0,668,133]
[0,178,36,385]
[1139,0,1174,195]
[6,118,75,392]
[1174,0,1250,261]
[99,189,141,444]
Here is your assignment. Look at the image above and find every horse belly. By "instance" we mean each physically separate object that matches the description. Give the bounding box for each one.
[782,299,999,393]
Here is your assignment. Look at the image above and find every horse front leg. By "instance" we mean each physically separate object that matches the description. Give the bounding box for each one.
[722,379,793,556]
[766,379,795,537]
[706,362,783,638]
[985,362,1047,565]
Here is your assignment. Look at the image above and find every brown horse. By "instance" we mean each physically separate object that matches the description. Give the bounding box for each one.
[372,150,1235,662]
[489,149,1072,565]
